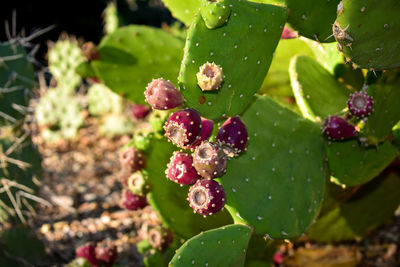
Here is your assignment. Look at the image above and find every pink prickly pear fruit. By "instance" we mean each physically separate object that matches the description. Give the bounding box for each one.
[76,243,99,267]
[94,240,118,267]
[188,179,226,216]
[119,148,146,173]
[132,104,151,119]
[164,109,202,149]
[121,189,148,211]
[193,141,227,179]
[280,26,297,39]
[216,116,248,157]
[188,117,214,149]
[144,78,183,110]
[347,91,374,118]
[322,115,357,140]
[196,62,224,91]
[166,152,201,185]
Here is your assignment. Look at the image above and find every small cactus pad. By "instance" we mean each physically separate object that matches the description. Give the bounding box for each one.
[307,171,400,242]
[362,83,400,145]
[219,96,325,238]
[333,0,400,70]
[326,139,397,186]
[284,0,341,42]
[179,0,287,119]
[289,55,350,122]
[0,42,34,126]
[169,224,252,267]
[91,26,184,104]
[146,138,232,239]
[200,0,231,29]
[48,39,85,91]
[161,0,202,26]
[188,179,226,216]
[87,83,124,116]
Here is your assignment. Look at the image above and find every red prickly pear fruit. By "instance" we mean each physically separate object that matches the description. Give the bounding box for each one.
[193,141,227,179]
[188,179,226,216]
[119,148,146,173]
[164,109,202,149]
[166,152,201,185]
[145,78,183,110]
[76,243,99,267]
[132,104,151,119]
[188,117,214,149]
[280,26,297,39]
[347,91,374,118]
[196,62,224,91]
[95,240,118,267]
[273,252,284,264]
[121,189,148,211]
[322,115,357,140]
[216,116,248,157]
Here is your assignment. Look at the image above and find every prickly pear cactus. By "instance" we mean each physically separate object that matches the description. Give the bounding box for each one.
[102,2,119,34]
[91,25,184,104]
[99,113,135,137]
[161,0,201,26]
[219,96,325,238]
[0,42,35,126]
[333,0,400,70]
[48,39,85,91]
[169,224,252,267]
[87,83,124,116]
[179,0,287,119]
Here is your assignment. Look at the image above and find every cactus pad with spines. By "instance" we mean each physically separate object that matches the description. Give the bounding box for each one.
[362,83,400,145]
[326,139,397,187]
[170,224,252,267]
[145,137,232,239]
[87,83,124,116]
[91,26,184,104]
[289,55,350,122]
[179,0,287,119]
[219,96,325,238]
[161,0,201,26]
[334,0,400,70]
[0,42,34,126]
[307,171,400,242]
[48,39,85,91]
[302,39,343,74]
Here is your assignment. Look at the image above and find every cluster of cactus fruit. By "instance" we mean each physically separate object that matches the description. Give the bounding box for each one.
[71,0,400,265]
[74,240,118,267]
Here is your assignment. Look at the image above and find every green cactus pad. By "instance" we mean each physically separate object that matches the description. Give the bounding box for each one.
[326,139,397,187]
[102,2,119,34]
[146,138,232,239]
[334,0,400,70]
[48,39,85,91]
[200,0,231,29]
[170,224,252,267]
[99,113,135,137]
[393,122,400,151]
[161,0,201,25]
[179,0,287,119]
[289,55,350,122]
[362,83,400,145]
[0,42,34,126]
[91,25,184,104]
[87,83,124,116]
[219,96,325,238]
[302,39,343,73]
[245,236,278,265]
[307,171,400,242]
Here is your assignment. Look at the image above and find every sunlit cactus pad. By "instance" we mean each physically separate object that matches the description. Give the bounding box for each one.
[219,96,325,238]
[169,224,252,267]
[91,26,184,104]
[179,0,287,119]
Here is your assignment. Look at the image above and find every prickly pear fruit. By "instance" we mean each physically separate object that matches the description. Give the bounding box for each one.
[76,243,99,267]
[164,109,202,148]
[148,226,173,251]
[200,0,231,29]
[322,115,357,140]
[189,117,214,149]
[119,148,146,173]
[188,179,226,216]
[145,78,183,110]
[121,189,148,211]
[94,240,117,267]
[347,91,374,118]
[132,104,151,119]
[281,26,297,39]
[193,141,227,178]
[196,62,224,91]
[216,116,248,157]
[128,170,151,195]
[166,152,201,185]
[82,42,100,61]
